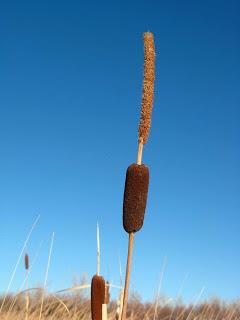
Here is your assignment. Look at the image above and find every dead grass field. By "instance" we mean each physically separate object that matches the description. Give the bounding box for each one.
[1,292,239,320]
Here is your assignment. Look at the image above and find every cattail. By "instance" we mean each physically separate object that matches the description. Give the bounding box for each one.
[25,254,29,271]
[121,32,156,320]
[24,253,30,320]
[138,32,155,145]
[91,275,106,320]
[123,163,149,233]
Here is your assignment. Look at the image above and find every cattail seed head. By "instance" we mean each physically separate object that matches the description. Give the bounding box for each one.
[25,254,29,271]
[138,32,155,144]
[123,163,149,233]
[91,275,106,320]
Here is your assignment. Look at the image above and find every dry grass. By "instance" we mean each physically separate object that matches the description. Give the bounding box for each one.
[1,292,240,320]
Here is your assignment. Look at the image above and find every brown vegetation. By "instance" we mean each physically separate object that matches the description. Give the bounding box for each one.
[1,292,239,320]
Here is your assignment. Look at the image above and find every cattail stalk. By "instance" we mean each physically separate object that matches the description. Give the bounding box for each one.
[121,32,155,320]
[121,232,134,320]
[25,254,29,320]
[137,137,144,165]
[102,304,108,320]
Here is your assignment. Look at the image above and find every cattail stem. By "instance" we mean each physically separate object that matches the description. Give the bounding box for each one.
[121,112,144,320]
[25,269,29,320]
[102,304,108,320]
[137,138,144,165]
[121,232,134,320]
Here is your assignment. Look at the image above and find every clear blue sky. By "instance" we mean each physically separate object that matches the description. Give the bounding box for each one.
[0,0,239,303]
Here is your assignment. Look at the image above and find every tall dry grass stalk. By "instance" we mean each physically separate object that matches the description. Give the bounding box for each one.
[116,286,124,320]
[153,257,167,320]
[97,223,100,276]
[39,232,54,320]
[121,32,155,320]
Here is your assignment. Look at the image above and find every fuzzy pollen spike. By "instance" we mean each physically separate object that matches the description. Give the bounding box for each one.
[138,32,155,144]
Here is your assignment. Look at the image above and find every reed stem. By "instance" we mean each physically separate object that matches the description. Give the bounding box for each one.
[137,139,144,165]
[121,232,134,320]
[25,269,29,320]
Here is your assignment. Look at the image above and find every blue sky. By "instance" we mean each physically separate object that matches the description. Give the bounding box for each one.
[0,0,239,303]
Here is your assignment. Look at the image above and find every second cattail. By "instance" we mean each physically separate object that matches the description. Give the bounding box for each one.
[91,275,106,320]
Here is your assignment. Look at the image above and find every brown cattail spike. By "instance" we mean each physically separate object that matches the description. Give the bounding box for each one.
[91,275,106,320]
[123,163,149,233]
[138,32,155,144]
[25,254,29,271]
